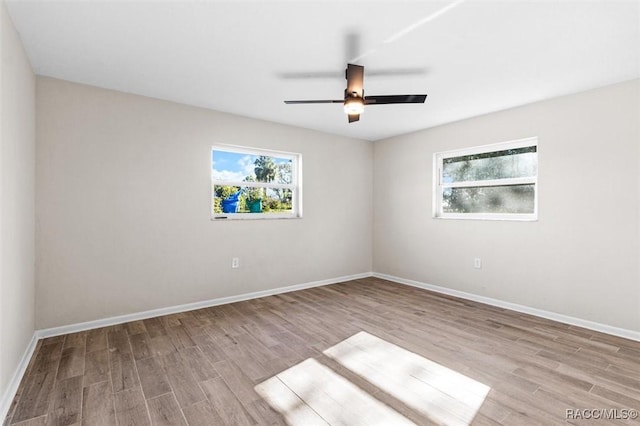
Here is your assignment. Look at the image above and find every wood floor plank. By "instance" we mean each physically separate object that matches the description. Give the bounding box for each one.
[254,376,327,425]
[45,376,82,426]
[197,343,227,365]
[242,321,286,348]
[83,349,109,387]
[159,313,183,329]
[125,320,147,336]
[113,388,151,426]
[177,346,218,382]
[531,386,640,426]
[591,385,640,411]
[142,318,167,338]
[243,399,288,426]
[166,326,195,350]
[512,364,593,393]
[129,333,152,361]
[199,377,255,426]
[148,335,178,358]
[11,416,47,426]
[109,350,138,393]
[41,336,65,345]
[589,332,640,351]
[204,324,243,348]
[85,329,107,354]
[62,332,86,350]
[179,316,209,338]
[135,357,171,400]
[181,400,226,426]
[220,337,275,382]
[28,342,63,376]
[81,381,115,426]
[107,330,139,392]
[607,363,640,381]
[6,278,640,426]
[212,359,262,405]
[11,372,56,424]
[146,393,187,426]
[160,352,206,409]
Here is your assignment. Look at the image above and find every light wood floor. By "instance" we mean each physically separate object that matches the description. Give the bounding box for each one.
[4,278,640,425]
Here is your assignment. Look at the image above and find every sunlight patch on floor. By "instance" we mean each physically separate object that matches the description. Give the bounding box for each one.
[256,332,490,425]
[255,358,416,426]
[323,331,490,426]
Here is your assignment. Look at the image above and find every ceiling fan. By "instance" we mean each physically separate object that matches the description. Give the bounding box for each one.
[284,64,427,123]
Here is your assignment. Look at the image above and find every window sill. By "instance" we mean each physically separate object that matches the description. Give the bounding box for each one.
[433,214,538,221]
[212,213,302,221]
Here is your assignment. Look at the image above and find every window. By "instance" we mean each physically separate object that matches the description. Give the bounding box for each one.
[433,137,538,220]
[211,145,302,219]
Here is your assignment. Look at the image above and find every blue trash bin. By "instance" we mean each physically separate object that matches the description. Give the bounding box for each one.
[221,191,241,213]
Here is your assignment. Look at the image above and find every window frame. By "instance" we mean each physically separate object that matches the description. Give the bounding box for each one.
[433,137,538,221]
[211,144,302,220]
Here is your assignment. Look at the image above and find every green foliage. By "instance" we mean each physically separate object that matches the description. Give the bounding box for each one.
[215,185,241,199]
[244,188,262,202]
[272,162,293,205]
[242,176,263,202]
[254,155,277,201]
[254,156,277,183]
[443,187,480,213]
[276,162,292,184]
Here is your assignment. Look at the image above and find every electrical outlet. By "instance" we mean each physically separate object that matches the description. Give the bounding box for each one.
[474,258,482,269]
[231,257,240,268]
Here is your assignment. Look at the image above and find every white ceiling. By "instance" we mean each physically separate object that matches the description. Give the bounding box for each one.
[6,0,640,141]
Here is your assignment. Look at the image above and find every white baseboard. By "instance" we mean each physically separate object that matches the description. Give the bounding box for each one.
[37,272,372,338]
[1,333,39,422]
[373,272,640,342]
[36,271,639,343]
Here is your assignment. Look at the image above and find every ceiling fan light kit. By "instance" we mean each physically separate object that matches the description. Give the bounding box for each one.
[284,63,427,124]
[344,94,365,115]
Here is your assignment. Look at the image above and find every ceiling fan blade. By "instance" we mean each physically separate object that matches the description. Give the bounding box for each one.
[364,94,427,105]
[366,68,428,78]
[348,114,360,123]
[278,67,426,81]
[346,64,364,96]
[284,100,343,104]
[278,71,342,79]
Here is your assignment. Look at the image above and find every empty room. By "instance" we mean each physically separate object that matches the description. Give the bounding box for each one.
[1,0,639,425]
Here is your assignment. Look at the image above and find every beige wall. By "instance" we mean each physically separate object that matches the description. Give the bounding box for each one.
[36,77,373,329]
[373,79,640,332]
[34,77,640,333]
[0,1,36,402]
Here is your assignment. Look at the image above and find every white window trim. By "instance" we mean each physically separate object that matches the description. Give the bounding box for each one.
[433,137,538,221]
[211,144,303,220]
